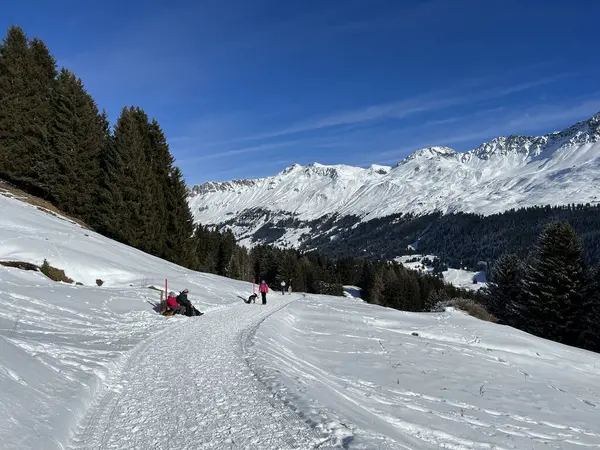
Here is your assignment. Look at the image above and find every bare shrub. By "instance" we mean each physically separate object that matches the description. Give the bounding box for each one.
[452,298,498,322]
[40,259,73,283]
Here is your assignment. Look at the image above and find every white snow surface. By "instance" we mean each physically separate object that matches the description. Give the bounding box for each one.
[253,295,600,449]
[0,195,326,449]
[188,113,600,233]
[396,255,488,291]
[2,194,600,449]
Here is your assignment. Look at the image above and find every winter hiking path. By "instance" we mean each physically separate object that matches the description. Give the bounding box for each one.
[67,296,332,450]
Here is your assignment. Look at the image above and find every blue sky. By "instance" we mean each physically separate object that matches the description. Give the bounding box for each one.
[3,0,600,184]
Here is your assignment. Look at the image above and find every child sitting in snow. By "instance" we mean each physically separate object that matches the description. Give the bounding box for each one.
[167,292,186,315]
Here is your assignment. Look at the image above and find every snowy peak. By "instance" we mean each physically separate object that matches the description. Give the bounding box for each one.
[551,112,600,145]
[368,164,392,175]
[300,162,368,180]
[190,179,258,195]
[188,111,600,246]
[400,146,456,164]
[280,163,303,175]
[471,113,600,160]
[471,135,547,159]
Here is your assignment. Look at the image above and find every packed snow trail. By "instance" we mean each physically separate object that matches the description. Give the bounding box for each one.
[67,297,329,450]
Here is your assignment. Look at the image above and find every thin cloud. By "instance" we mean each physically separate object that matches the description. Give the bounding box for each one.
[371,99,600,163]
[177,141,301,165]
[199,159,295,183]
[233,74,571,143]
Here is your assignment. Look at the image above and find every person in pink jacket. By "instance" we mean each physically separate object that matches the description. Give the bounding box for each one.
[259,280,269,305]
[167,291,186,315]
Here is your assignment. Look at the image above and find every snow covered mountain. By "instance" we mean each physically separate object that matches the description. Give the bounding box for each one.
[2,193,600,449]
[188,112,600,247]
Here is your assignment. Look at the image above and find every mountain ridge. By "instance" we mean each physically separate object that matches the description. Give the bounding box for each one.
[187,112,600,247]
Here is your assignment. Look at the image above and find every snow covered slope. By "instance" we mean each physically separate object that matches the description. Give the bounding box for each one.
[0,195,330,449]
[188,112,600,246]
[2,193,600,449]
[252,294,600,449]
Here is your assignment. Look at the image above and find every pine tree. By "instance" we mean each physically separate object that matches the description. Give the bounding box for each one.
[27,37,57,197]
[192,224,221,273]
[296,255,315,293]
[112,107,154,248]
[0,27,56,196]
[164,167,195,267]
[93,112,124,238]
[360,262,385,305]
[484,253,526,326]
[425,289,450,311]
[522,222,586,343]
[578,265,600,351]
[217,229,236,276]
[50,69,105,216]
[146,119,172,256]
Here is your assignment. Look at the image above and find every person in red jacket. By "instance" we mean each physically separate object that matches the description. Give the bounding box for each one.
[259,280,269,305]
[167,291,186,315]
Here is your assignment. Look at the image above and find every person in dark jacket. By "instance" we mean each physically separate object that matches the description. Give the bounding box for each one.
[176,289,203,316]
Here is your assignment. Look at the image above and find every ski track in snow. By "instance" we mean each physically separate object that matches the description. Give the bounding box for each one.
[67,298,332,450]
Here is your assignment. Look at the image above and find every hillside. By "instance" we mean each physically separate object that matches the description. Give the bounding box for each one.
[188,112,600,250]
[2,188,600,449]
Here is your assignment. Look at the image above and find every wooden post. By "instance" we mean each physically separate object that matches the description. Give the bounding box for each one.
[165,279,168,299]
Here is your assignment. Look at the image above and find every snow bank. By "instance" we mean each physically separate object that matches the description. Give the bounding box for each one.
[252,295,600,449]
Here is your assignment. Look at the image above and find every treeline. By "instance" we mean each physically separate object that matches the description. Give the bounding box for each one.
[203,241,482,306]
[357,259,482,311]
[306,204,600,269]
[485,221,600,352]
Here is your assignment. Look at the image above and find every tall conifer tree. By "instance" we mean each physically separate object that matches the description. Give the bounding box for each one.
[522,222,586,343]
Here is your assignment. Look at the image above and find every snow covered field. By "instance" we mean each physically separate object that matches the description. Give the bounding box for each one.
[396,255,488,291]
[253,295,600,449]
[1,193,600,449]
